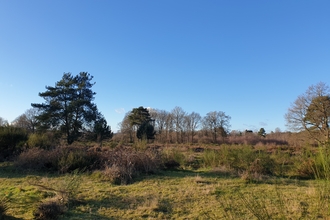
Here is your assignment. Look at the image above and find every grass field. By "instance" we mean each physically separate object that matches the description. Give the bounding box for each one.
[1,158,329,220]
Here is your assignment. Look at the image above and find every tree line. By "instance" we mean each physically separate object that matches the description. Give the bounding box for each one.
[119,106,231,144]
[1,73,329,149]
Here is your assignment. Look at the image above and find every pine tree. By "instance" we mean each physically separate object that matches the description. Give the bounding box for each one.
[32,72,98,144]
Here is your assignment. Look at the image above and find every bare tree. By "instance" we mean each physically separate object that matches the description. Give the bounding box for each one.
[285,82,330,145]
[0,117,8,126]
[165,111,174,143]
[184,112,201,143]
[150,109,170,143]
[171,106,186,143]
[119,112,134,143]
[12,108,39,133]
[203,111,231,143]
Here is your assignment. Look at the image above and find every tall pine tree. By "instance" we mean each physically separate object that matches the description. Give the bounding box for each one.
[32,72,98,144]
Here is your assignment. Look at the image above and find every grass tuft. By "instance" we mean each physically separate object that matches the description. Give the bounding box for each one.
[0,197,9,220]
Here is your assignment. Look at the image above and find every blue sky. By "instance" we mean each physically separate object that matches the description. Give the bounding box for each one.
[0,1,329,133]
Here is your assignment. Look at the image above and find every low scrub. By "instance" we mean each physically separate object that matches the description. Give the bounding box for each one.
[27,132,58,149]
[33,200,65,220]
[15,146,100,173]
[161,147,187,169]
[201,145,277,179]
[101,146,162,184]
[15,145,164,184]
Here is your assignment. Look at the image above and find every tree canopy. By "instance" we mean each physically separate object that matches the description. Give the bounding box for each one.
[93,112,113,145]
[31,72,99,144]
[203,111,231,143]
[11,108,39,133]
[285,82,330,145]
[128,106,155,140]
[258,128,266,137]
[128,106,152,127]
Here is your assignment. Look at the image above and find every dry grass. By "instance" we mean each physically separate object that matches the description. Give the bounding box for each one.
[2,143,330,219]
[1,164,330,219]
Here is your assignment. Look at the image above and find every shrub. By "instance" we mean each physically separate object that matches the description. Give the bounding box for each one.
[15,146,101,173]
[101,146,163,184]
[33,200,64,220]
[312,147,330,180]
[248,154,276,176]
[56,147,100,173]
[295,158,315,179]
[103,164,131,185]
[294,147,330,179]
[0,126,27,159]
[16,145,163,183]
[202,149,222,168]
[27,133,57,149]
[200,145,277,178]
[14,148,54,171]
[161,148,185,169]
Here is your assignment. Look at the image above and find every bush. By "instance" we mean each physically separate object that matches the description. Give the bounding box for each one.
[101,146,163,184]
[102,164,131,185]
[200,145,277,178]
[0,126,27,159]
[247,154,276,176]
[202,149,223,168]
[15,146,101,173]
[161,148,186,169]
[295,158,315,179]
[33,200,64,220]
[292,146,330,179]
[56,147,100,173]
[312,147,330,180]
[15,145,163,183]
[27,133,57,149]
[14,148,56,171]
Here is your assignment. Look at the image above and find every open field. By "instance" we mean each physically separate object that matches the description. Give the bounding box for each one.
[1,144,330,220]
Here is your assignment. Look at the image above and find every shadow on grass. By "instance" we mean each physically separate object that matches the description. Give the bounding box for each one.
[137,169,309,188]
[1,161,309,189]
[1,216,24,220]
[64,193,175,220]
[64,195,146,220]
[62,211,115,220]
[0,162,56,179]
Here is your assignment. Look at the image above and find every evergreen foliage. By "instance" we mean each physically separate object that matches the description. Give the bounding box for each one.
[0,126,27,159]
[137,121,156,140]
[93,113,113,144]
[128,106,152,127]
[258,128,266,137]
[31,72,98,144]
[128,106,155,140]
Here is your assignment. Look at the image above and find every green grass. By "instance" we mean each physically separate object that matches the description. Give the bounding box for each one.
[1,161,330,220]
[1,143,330,219]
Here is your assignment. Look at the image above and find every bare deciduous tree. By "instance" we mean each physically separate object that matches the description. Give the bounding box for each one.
[171,106,186,143]
[119,112,134,143]
[184,112,201,143]
[0,117,8,126]
[150,109,170,143]
[203,111,231,143]
[12,108,39,133]
[285,82,330,145]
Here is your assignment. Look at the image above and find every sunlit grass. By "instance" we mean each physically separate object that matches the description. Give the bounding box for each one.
[1,162,329,219]
[1,143,330,219]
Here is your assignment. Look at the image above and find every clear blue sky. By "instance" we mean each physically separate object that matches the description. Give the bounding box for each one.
[0,1,329,133]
